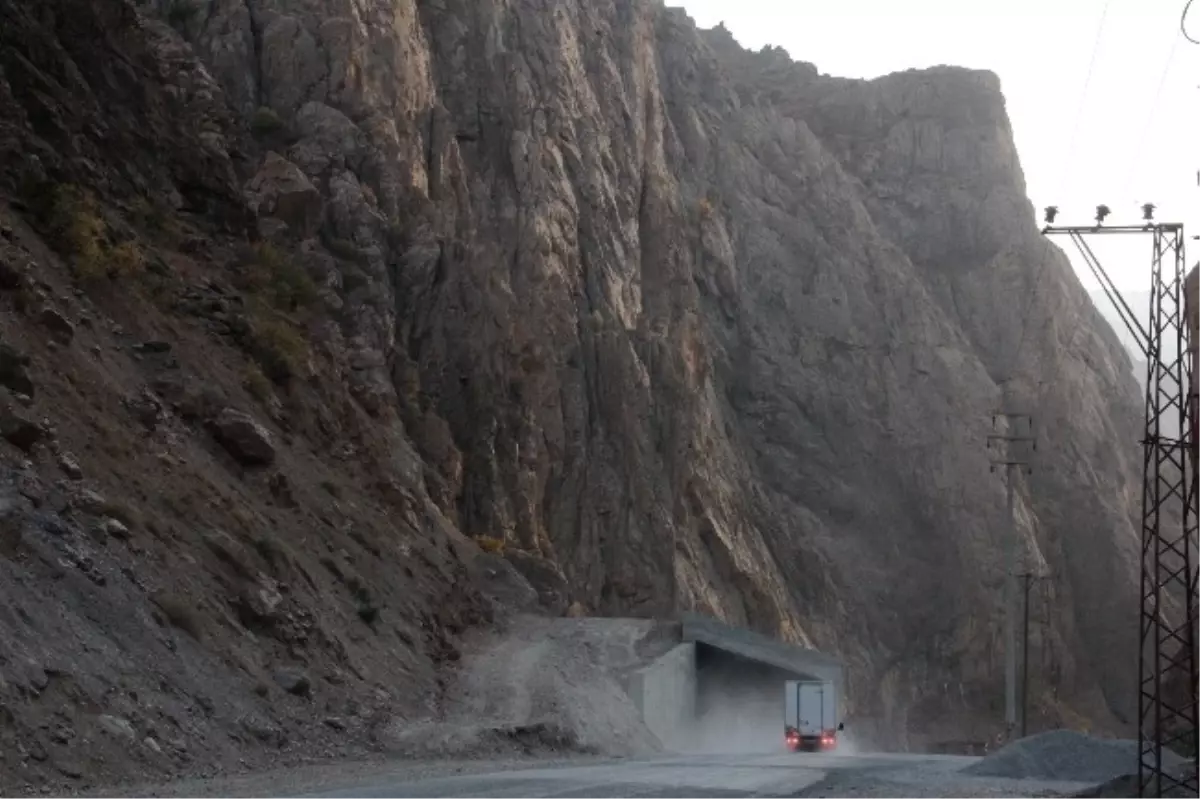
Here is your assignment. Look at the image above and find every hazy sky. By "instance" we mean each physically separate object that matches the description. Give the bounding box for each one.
[672,0,1199,295]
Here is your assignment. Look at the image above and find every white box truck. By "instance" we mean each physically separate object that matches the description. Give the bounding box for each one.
[784,679,842,752]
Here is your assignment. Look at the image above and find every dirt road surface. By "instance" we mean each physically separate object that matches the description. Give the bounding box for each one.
[288,751,1098,798]
[46,748,1108,791]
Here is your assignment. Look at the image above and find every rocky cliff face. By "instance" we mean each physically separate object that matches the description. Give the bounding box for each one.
[0,0,1147,790]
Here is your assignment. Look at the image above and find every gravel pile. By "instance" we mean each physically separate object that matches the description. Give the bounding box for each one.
[1072,761,1197,798]
[963,730,1188,784]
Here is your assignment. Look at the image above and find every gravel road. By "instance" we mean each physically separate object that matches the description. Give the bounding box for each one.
[266,751,1100,798]
[42,748,1113,796]
[300,753,831,797]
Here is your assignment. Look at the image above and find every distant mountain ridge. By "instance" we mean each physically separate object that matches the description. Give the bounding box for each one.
[1087,289,1149,364]
[1088,288,1182,437]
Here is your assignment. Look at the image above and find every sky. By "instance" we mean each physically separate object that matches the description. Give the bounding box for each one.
[672,0,1199,296]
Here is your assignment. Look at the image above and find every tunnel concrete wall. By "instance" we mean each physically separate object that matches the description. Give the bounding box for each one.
[680,613,844,702]
[627,642,697,751]
[625,614,846,753]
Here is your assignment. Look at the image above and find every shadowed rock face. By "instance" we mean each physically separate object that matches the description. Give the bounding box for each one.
[181,0,1143,742]
[0,0,1147,762]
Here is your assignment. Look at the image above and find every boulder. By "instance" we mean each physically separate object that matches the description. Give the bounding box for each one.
[273,667,312,698]
[99,517,130,540]
[97,714,136,741]
[233,577,285,628]
[0,406,43,452]
[57,453,83,479]
[0,343,33,396]
[211,407,276,466]
[38,308,75,344]
[0,242,28,289]
[244,152,323,238]
[288,102,368,176]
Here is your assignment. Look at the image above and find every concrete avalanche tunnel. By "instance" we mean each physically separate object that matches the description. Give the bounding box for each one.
[627,614,844,754]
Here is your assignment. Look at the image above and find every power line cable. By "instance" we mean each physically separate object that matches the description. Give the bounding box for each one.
[1053,9,1187,384]
[1119,28,1181,200]
[1056,0,1113,200]
[1003,0,1112,386]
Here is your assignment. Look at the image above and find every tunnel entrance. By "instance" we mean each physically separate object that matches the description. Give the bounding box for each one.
[688,642,806,754]
[625,614,844,754]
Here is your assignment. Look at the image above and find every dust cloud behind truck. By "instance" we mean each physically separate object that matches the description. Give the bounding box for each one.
[784,679,843,752]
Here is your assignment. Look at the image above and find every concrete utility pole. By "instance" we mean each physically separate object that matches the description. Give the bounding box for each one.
[988,412,1035,737]
[1017,570,1051,738]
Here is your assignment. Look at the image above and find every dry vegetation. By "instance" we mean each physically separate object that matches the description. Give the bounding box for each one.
[473,536,506,554]
[238,243,319,310]
[250,106,285,136]
[230,243,320,382]
[26,182,148,282]
[242,365,274,403]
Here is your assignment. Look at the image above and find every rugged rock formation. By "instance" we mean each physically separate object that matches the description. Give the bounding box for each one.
[0,2,495,792]
[0,0,1151,791]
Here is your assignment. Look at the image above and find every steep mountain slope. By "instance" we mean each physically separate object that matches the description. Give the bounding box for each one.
[0,1,508,793]
[0,0,1147,791]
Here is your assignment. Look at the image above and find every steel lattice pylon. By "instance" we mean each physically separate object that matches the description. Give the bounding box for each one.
[1042,220,1198,798]
[1137,225,1197,798]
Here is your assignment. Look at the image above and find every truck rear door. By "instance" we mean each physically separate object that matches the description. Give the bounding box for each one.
[797,682,823,737]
